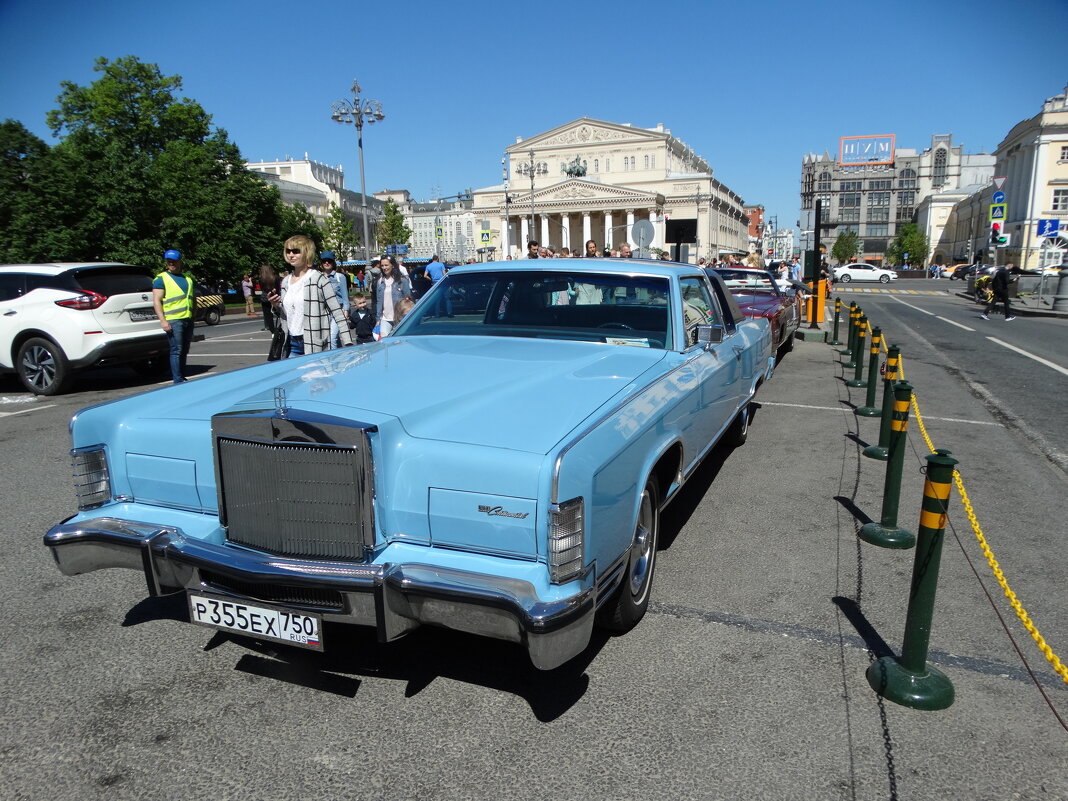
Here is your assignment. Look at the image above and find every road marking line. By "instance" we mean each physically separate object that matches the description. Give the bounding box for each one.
[761,401,999,426]
[936,316,976,332]
[0,403,55,417]
[888,295,936,315]
[986,337,1068,377]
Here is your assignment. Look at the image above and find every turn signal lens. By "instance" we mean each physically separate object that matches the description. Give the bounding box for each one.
[56,291,107,310]
[72,446,111,510]
[549,497,584,584]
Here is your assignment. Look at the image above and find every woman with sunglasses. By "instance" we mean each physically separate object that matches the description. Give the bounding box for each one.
[268,235,352,356]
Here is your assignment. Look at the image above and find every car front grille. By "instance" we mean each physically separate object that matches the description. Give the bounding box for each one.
[217,434,375,561]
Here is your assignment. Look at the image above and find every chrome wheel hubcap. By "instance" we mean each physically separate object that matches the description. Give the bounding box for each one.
[22,346,55,391]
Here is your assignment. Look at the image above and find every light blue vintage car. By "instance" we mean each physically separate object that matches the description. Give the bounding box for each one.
[45,260,774,670]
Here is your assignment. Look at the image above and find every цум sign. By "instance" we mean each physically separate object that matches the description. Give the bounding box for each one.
[839,135,896,167]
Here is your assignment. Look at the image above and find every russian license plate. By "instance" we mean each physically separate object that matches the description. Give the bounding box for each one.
[129,308,156,322]
[187,592,324,651]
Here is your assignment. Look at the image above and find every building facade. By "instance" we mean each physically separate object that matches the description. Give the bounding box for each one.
[246,156,384,259]
[800,135,994,265]
[461,118,748,262]
[745,205,765,243]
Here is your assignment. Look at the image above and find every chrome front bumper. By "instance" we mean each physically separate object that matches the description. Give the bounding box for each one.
[44,517,594,670]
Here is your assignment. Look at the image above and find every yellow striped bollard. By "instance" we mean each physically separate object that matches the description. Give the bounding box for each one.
[841,302,858,356]
[863,345,900,460]
[856,327,882,416]
[846,316,868,384]
[859,381,915,549]
[829,297,843,346]
[866,449,959,711]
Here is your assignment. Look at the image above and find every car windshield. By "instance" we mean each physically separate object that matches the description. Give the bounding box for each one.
[393,270,673,349]
[715,269,780,292]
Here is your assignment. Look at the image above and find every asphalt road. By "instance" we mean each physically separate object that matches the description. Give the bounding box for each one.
[1,304,1065,801]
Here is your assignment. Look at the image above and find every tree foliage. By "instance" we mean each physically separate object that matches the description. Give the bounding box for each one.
[279,202,324,252]
[321,203,359,260]
[4,56,285,285]
[831,230,859,264]
[378,198,412,247]
[885,223,929,267]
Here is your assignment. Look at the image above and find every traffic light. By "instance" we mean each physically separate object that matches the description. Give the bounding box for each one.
[990,223,1007,245]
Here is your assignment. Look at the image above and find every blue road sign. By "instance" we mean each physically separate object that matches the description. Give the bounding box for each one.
[1037,219,1060,237]
[992,190,1006,205]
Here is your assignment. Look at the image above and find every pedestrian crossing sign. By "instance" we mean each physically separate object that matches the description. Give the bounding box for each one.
[989,203,1006,222]
[435,226,443,239]
[480,231,491,244]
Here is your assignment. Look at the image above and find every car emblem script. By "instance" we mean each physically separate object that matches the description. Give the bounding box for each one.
[478,505,529,520]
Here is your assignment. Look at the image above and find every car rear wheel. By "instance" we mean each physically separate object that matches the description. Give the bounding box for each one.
[726,400,752,447]
[204,308,221,325]
[17,337,71,395]
[597,475,659,632]
[879,274,890,284]
[839,274,852,283]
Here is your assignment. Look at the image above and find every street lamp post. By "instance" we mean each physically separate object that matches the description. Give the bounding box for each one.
[517,149,547,247]
[331,79,384,267]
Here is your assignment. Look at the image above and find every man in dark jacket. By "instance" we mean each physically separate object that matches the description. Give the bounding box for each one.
[980,263,1016,320]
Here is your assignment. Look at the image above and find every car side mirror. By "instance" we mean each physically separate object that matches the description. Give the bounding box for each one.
[697,324,724,347]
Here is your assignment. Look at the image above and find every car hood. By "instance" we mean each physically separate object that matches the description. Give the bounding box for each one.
[146,336,671,455]
[731,291,784,313]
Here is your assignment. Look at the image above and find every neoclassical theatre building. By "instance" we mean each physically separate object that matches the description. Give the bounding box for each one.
[465,118,749,261]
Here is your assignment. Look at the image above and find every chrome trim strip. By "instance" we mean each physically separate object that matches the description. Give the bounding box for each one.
[44,516,595,671]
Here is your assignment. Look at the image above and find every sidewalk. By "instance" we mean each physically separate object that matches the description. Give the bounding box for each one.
[689,331,1068,798]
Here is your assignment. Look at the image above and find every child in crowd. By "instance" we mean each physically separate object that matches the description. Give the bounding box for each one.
[348,291,377,344]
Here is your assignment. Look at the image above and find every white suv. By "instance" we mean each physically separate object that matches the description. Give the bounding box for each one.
[833,262,898,284]
[0,263,169,395]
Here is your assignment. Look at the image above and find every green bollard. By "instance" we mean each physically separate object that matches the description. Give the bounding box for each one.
[840,302,857,356]
[859,381,915,549]
[863,345,900,460]
[829,297,843,346]
[844,310,861,368]
[856,327,882,415]
[846,317,868,385]
[866,449,958,711]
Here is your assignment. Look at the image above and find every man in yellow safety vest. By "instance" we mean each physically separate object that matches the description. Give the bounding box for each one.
[152,248,195,384]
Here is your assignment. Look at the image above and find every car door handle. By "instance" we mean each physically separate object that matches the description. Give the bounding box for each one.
[2,310,16,316]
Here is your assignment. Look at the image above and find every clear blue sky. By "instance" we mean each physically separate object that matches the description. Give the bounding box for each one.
[2,0,1065,232]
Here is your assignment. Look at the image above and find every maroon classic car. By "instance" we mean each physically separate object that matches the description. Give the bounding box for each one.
[706,268,802,357]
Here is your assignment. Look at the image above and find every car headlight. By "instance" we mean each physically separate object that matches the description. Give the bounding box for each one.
[72,446,111,510]
[549,497,584,584]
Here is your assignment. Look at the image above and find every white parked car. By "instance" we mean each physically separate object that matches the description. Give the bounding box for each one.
[833,263,898,284]
[0,263,169,395]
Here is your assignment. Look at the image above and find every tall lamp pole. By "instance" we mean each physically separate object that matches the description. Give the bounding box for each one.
[331,79,384,267]
[517,149,547,247]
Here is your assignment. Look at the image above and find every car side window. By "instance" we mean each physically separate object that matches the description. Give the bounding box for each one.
[679,277,721,347]
[0,274,26,302]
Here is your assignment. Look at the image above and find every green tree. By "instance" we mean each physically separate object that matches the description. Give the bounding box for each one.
[378,198,412,247]
[279,202,323,252]
[831,230,859,264]
[321,202,360,260]
[0,120,48,260]
[7,56,284,285]
[885,223,929,268]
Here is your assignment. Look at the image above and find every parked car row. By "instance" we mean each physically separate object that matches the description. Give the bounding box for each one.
[43,259,777,671]
[708,267,802,357]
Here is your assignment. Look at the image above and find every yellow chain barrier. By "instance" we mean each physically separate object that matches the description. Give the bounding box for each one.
[899,355,1068,686]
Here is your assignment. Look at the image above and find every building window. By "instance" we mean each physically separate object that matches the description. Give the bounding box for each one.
[868,207,889,222]
[898,167,917,189]
[841,181,862,191]
[840,193,861,208]
[897,206,914,222]
[932,149,947,187]
[839,208,860,222]
[650,155,655,169]
[897,191,915,206]
[1052,189,1068,211]
[840,224,859,235]
[594,159,599,173]
[868,192,890,207]
[644,155,649,169]
[1060,145,1068,161]
[866,224,889,237]
[868,180,892,190]
[817,171,832,191]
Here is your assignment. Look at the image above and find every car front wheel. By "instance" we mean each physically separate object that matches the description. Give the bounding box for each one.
[598,475,659,632]
[204,308,221,325]
[879,274,891,284]
[839,274,852,283]
[17,337,71,395]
